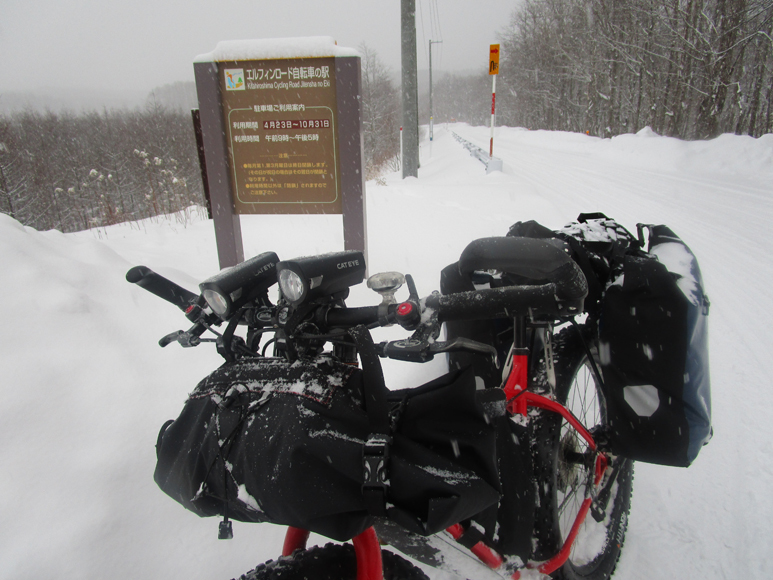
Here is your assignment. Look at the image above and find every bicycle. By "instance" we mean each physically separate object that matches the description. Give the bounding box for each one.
[127,231,634,580]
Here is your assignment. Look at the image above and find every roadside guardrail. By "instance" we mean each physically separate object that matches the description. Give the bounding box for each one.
[452,132,503,174]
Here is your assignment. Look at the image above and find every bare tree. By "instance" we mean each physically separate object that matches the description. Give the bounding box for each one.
[359,44,401,179]
[496,0,773,139]
[0,107,206,232]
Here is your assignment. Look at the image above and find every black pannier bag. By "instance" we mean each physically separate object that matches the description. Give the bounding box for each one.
[154,327,503,541]
[598,224,712,467]
[446,214,711,468]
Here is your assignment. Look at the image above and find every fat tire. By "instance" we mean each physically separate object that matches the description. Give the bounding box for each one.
[234,543,429,580]
[529,324,633,580]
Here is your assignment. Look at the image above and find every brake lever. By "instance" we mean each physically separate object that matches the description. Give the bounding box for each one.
[159,330,201,348]
[378,336,499,366]
[429,338,499,368]
[159,322,209,348]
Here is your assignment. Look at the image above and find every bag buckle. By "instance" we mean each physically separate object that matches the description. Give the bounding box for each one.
[362,434,391,493]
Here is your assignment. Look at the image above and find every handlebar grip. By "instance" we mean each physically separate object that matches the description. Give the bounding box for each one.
[425,283,575,321]
[325,305,388,327]
[126,266,199,311]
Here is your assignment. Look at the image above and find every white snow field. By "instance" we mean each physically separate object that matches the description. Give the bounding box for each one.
[1,124,771,580]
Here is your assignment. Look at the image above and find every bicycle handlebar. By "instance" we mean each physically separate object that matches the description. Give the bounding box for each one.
[325,279,584,330]
[128,240,588,358]
[426,282,577,320]
[126,266,199,312]
[326,305,388,327]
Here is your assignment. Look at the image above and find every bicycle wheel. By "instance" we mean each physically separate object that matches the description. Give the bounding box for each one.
[529,325,633,580]
[235,543,429,580]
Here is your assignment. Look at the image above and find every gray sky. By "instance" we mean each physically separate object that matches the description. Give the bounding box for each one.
[0,0,518,97]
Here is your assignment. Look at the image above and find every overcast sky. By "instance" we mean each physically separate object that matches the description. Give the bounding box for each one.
[0,0,519,97]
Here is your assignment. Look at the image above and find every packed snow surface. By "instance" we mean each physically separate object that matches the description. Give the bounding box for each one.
[1,124,772,580]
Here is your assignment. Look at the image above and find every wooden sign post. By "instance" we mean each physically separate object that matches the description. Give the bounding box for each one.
[193,37,367,269]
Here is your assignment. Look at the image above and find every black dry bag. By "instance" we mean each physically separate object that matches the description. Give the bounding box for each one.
[154,332,503,541]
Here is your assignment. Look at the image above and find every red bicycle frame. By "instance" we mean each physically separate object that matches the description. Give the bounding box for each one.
[283,526,383,580]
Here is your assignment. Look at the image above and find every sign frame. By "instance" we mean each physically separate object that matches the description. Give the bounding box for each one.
[194,42,366,269]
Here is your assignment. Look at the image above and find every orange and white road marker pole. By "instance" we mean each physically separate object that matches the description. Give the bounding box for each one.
[489,44,499,157]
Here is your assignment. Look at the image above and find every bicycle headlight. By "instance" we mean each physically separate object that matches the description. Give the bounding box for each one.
[199,252,279,320]
[276,251,366,307]
[278,269,306,304]
[202,288,230,317]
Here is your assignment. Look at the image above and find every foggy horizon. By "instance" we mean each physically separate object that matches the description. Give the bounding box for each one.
[0,0,518,110]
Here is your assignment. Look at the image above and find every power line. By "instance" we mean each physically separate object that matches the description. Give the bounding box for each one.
[426,0,443,74]
[433,0,443,72]
[418,0,428,66]
[432,0,443,42]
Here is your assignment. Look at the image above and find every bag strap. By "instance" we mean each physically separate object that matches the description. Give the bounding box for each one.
[348,325,392,516]
[348,325,390,432]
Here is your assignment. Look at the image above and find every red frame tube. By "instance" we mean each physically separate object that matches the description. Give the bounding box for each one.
[503,354,529,411]
[537,497,593,575]
[282,527,310,556]
[502,352,606,577]
[520,391,597,451]
[446,524,504,569]
[512,457,609,577]
[283,527,383,580]
[352,527,383,580]
[504,352,596,451]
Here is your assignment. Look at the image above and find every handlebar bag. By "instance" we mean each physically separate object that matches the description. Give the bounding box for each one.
[153,356,503,541]
[598,225,712,466]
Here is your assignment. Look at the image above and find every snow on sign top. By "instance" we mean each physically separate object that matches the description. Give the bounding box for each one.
[194,37,359,63]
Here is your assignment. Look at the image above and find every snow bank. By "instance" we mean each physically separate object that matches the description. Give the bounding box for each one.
[602,127,773,176]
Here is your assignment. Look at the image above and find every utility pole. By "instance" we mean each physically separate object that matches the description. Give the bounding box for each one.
[401,0,419,178]
[429,39,442,142]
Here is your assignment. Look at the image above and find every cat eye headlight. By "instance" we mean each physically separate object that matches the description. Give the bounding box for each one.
[276,251,366,307]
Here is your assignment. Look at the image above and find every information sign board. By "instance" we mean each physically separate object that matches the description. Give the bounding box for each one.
[193,37,365,269]
[219,57,341,214]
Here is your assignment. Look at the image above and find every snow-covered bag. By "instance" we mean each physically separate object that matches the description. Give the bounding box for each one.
[506,214,712,466]
[153,356,503,541]
[598,224,712,466]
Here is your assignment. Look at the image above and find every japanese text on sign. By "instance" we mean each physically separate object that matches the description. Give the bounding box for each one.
[219,56,341,214]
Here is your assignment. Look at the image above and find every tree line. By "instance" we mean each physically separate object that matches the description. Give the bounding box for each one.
[495,0,773,139]
[0,105,205,233]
